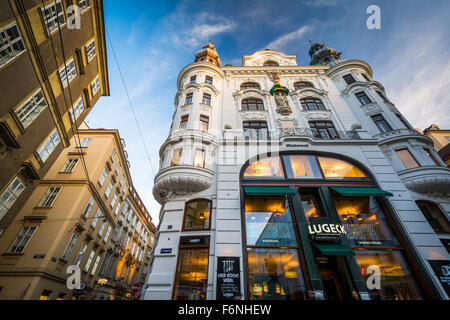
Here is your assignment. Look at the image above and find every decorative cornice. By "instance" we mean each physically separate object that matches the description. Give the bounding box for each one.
[326,59,373,78]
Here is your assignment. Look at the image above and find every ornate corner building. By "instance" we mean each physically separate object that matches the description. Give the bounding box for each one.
[144,42,450,300]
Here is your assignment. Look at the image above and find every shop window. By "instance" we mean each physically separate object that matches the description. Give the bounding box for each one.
[317,157,368,179]
[240,82,260,90]
[283,155,322,179]
[332,197,400,247]
[244,157,284,179]
[245,197,297,246]
[294,81,314,90]
[300,98,325,110]
[395,148,420,169]
[416,201,450,234]
[242,98,264,111]
[243,121,269,140]
[247,248,306,300]
[354,251,424,300]
[173,240,209,300]
[300,194,324,222]
[183,199,211,231]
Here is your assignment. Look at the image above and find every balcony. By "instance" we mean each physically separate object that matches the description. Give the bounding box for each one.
[398,166,450,197]
[279,128,361,140]
[152,165,214,204]
[161,129,218,155]
[375,129,430,144]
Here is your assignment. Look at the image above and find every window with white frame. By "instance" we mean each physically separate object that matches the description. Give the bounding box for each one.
[60,158,79,173]
[14,89,48,128]
[91,255,101,275]
[85,39,96,62]
[119,175,125,186]
[91,76,100,96]
[111,193,118,208]
[74,242,87,266]
[84,250,95,271]
[70,98,85,122]
[37,186,62,207]
[41,0,66,35]
[78,0,91,11]
[81,196,95,219]
[105,182,113,198]
[103,225,112,242]
[0,22,26,67]
[79,138,91,147]
[0,177,25,221]
[8,226,37,253]
[91,208,102,228]
[115,162,121,175]
[98,168,107,186]
[114,202,121,215]
[62,233,78,260]
[37,129,61,163]
[98,221,107,237]
[110,149,117,162]
[59,58,77,88]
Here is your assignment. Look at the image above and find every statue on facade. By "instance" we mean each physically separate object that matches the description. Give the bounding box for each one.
[267,71,292,115]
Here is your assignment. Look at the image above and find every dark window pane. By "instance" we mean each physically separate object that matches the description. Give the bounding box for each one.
[184,200,211,230]
[416,201,450,233]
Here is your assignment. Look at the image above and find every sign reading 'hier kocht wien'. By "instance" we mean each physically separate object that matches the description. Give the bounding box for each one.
[216,257,241,300]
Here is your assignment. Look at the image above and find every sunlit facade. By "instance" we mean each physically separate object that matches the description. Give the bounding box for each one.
[144,42,450,300]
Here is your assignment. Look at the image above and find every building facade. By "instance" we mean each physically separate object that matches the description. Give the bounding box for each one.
[0,126,151,300]
[143,42,450,300]
[0,0,109,235]
[96,186,156,300]
[420,124,450,167]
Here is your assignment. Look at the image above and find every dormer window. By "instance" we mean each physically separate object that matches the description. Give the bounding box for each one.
[240,82,261,90]
[263,60,279,66]
[294,81,314,90]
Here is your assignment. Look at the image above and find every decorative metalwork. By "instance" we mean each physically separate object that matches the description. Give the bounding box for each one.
[279,128,360,140]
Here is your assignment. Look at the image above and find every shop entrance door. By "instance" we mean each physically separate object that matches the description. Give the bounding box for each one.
[316,256,352,300]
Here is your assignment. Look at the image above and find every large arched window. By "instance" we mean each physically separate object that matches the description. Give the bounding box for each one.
[240,82,261,90]
[300,97,325,110]
[294,81,314,90]
[263,60,279,66]
[416,200,450,234]
[182,199,212,231]
[242,98,264,111]
[240,153,425,300]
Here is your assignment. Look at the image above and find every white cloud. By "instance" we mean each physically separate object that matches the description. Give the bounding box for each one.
[265,25,313,51]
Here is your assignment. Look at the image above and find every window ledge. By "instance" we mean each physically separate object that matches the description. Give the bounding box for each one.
[2,252,24,257]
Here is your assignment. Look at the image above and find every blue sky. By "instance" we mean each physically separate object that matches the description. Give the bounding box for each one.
[86,0,450,223]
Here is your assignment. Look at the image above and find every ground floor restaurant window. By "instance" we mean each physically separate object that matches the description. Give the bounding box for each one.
[173,236,210,300]
[241,153,428,300]
[245,197,307,300]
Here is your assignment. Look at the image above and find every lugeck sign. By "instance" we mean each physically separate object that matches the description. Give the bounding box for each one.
[308,217,347,242]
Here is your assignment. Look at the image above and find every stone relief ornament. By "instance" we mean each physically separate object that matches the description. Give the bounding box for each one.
[266,71,292,116]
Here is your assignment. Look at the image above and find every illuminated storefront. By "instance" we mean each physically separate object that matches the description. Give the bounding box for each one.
[241,152,426,300]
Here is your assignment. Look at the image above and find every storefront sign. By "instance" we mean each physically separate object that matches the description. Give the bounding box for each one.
[428,260,450,296]
[180,236,210,246]
[308,218,346,242]
[216,257,241,300]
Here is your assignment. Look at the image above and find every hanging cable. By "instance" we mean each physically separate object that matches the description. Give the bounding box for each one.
[105,28,156,177]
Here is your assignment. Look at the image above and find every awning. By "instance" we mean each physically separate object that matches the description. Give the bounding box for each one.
[329,186,393,197]
[243,186,296,196]
[312,242,355,256]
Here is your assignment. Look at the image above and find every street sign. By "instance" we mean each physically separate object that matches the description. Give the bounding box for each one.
[130,283,141,293]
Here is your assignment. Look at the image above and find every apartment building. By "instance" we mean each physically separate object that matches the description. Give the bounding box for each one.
[0,0,109,235]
